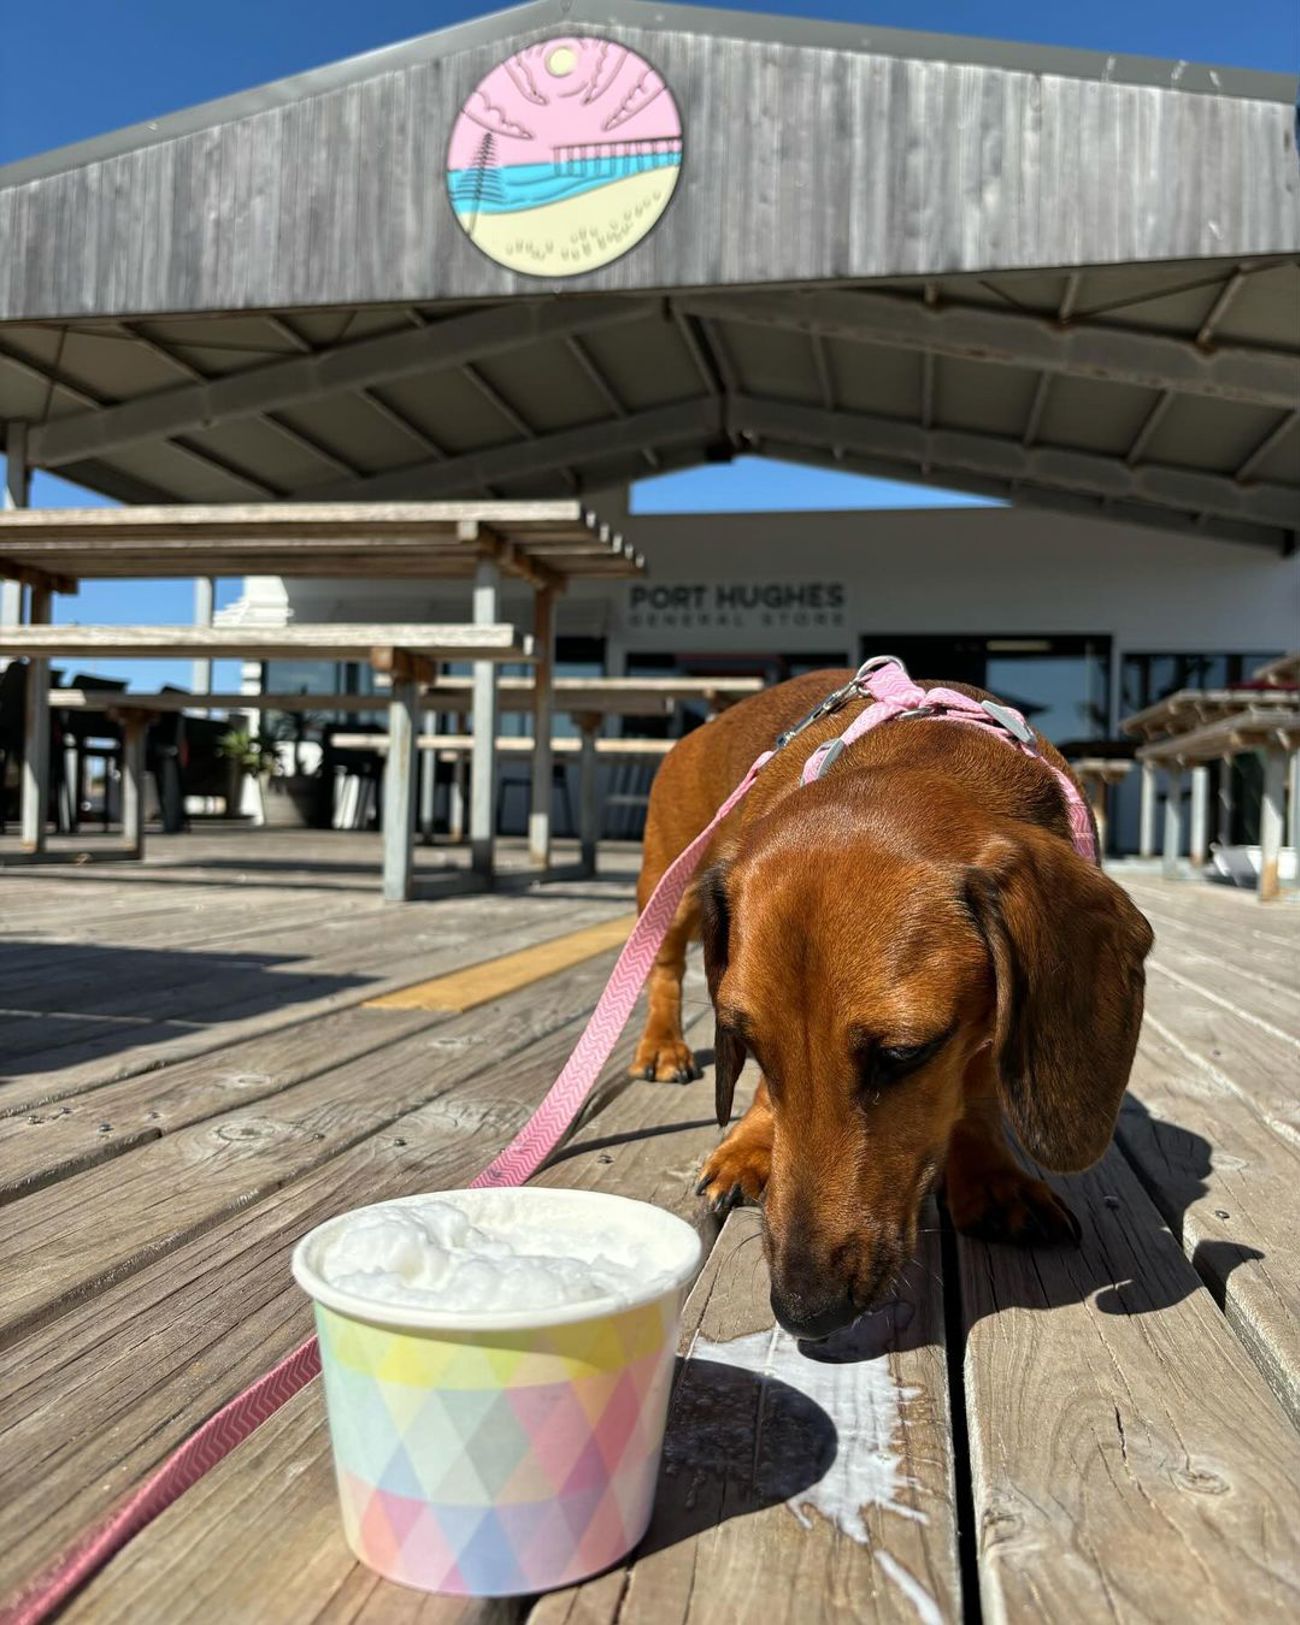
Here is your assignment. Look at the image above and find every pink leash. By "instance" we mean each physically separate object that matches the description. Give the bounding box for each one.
[4,657,1090,1624]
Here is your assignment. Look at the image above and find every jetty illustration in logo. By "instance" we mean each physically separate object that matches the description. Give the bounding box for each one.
[447,37,683,275]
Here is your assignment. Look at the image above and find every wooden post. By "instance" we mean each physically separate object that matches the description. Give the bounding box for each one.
[121,715,146,859]
[1,423,28,643]
[577,712,600,877]
[418,708,436,844]
[1189,764,1210,868]
[382,677,418,902]
[1258,750,1285,903]
[529,584,555,869]
[448,711,468,843]
[192,576,215,708]
[1217,753,1234,845]
[1138,759,1158,858]
[470,556,500,879]
[20,580,51,853]
[1161,767,1183,880]
[1085,772,1108,859]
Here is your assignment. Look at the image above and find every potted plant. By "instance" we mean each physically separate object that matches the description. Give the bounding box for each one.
[218,717,326,828]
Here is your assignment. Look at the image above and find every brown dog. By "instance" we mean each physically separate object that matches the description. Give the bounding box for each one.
[631,669,1154,1341]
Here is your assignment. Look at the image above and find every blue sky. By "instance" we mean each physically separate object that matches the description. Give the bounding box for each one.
[2,1,1293,684]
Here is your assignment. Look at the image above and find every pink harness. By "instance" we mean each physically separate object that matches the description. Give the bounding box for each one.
[10,656,1093,1624]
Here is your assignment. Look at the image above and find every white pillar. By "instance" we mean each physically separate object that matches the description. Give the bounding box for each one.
[20,580,51,853]
[192,576,215,704]
[470,557,500,879]
[577,714,600,877]
[1217,753,1234,846]
[382,678,418,902]
[1161,767,1183,880]
[1259,750,1286,903]
[1,424,28,642]
[1138,758,1158,858]
[448,711,468,842]
[1189,764,1210,868]
[121,715,147,859]
[1288,749,1300,882]
[418,708,436,844]
[529,584,555,869]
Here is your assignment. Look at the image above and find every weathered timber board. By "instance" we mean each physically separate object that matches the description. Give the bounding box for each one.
[1119,1038,1300,1425]
[959,1143,1300,1622]
[0,1004,436,1204]
[0,894,626,1114]
[534,1204,957,1625]
[1,955,674,1595]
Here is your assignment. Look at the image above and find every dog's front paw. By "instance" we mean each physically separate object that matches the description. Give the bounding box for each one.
[630,1034,699,1083]
[695,1132,771,1216]
[948,1168,1081,1248]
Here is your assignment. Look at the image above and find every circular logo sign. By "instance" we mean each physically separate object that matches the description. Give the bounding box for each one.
[447,37,682,276]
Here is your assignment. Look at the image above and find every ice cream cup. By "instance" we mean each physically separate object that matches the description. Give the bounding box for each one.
[292,1188,702,1597]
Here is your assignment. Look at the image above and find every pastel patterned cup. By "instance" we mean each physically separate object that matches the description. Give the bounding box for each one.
[292,1189,702,1597]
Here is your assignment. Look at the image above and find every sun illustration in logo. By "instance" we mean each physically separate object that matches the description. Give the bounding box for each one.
[447,37,683,276]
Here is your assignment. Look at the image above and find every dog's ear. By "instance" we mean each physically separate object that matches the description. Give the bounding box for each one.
[698,863,744,1126]
[965,831,1154,1172]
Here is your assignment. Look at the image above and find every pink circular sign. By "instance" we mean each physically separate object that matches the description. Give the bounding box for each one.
[447,37,683,276]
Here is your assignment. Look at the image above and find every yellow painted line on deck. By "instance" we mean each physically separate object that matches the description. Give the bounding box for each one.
[364,914,637,1013]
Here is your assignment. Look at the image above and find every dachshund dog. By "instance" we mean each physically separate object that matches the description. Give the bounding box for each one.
[631,669,1154,1341]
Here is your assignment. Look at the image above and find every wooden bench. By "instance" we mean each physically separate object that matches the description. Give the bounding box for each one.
[332,732,675,875]
[1137,707,1300,899]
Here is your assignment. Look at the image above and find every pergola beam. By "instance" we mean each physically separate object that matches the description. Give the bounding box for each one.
[757,436,1291,552]
[27,298,654,470]
[735,395,1300,530]
[300,399,724,501]
[675,289,1300,409]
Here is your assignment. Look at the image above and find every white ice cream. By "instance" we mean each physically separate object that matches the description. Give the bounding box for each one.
[316,1194,666,1314]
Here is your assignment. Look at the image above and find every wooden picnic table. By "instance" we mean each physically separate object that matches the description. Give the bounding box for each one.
[0,624,530,900]
[1252,650,1300,688]
[1138,707,1300,899]
[2,857,1298,1622]
[0,500,647,887]
[1121,686,1299,861]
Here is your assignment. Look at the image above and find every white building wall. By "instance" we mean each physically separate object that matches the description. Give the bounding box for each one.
[269,504,1299,671]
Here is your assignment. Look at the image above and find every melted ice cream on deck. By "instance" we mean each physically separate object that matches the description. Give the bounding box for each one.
[318,1196,661,1314]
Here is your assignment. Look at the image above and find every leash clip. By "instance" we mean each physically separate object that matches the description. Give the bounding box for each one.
[773,677,860,751]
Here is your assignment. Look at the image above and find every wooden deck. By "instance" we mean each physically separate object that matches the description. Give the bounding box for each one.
[1,841,1298,1621]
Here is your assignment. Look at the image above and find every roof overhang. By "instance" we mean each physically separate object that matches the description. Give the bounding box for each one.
[0,1,1296,551]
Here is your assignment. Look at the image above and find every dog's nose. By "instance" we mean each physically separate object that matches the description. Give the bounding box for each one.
[769,1281,858,1342]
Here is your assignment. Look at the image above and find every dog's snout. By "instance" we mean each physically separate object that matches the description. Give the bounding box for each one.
[768,1232,861,1341]
[769,1280,858,1342]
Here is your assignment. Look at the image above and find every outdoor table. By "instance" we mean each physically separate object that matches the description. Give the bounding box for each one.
[1,622,529,899]
[1137,707,1300,899]
[1122,686,1299,859]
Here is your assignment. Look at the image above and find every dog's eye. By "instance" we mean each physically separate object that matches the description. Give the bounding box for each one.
[865,1031,951,1086]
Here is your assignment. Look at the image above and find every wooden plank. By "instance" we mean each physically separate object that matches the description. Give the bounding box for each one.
[365,916,636,1012]
[0,1004,435,1204]
[959,1144,1300,1622]
[536,1204,957,1625]
[0,623,533,661]
[1141,963,1300,1142]
[1119,1035,1300,1425]
[334,735,674,759]
[0,893,627,1118]
[0,949,664,1595]
[50,686,676,718]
